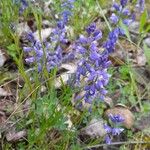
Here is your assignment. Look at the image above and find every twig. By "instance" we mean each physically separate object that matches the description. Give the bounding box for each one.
[84,141,150,149]
[96,0,112,31]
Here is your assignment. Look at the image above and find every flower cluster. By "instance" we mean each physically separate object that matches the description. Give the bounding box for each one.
[24,33,62,72]
[74,23,111,105]
[24,0,76,72]
[60,0,75,24]
[52,0,75,44]
[110,0,134,26]
[136,0,145,12]
[104,114,124,144]
[103,27,124,53]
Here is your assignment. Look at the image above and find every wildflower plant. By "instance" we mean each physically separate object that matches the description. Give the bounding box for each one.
[21,0,145,146]
[73,21,125,143]
[73,1,130,106]
[104,114,124,144]
[23,0,76,72]
[24,0,130,144]
[74,23,111,105]
[110,0,134,26]
[71,0,141,144]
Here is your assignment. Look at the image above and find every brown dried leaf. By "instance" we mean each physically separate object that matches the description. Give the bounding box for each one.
[0,88,12,97]
[6,130,27,142]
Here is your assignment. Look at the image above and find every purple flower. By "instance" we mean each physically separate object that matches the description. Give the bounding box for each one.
[61,0,75,9]
[61,10,72,23]
[95,80,103,90]
[57,20,65,29]
[76,45,87,54]
[89,51,100,61]
[86,23,96,35]
[78,35,88,44]
[112,128,124,135]
[122,8,130,16]
[25,57,35,63]
[118,28,125,36]
[104,124,112,133]
[110,13,119,24]
[23,47,32,52]
[104,124,124,143]
[90,41,98,51]
[77,65,86,76]
[105,135,112,144]
[24,40,62,72]
[120,0,128,7]
[113,3,121,11]
[74,23,111,105]
[131,13,136,21]
[19,0,28,14]
[68,0,76,2]
[93,30,102,40]
[109,114,124,123]
[110,0,135,32]
[26,32,35,43]
[136,0,145,12]
[123,19,133,26]
[103,27,122,53]
[103,113,124,144]
[60,0,76,24]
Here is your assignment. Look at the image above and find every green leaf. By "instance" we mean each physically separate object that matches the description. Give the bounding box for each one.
[143,102,150,112]
[139,10,148,33]
[119,20,131,41]
[145,24,150,32]
[7,44,18,59]
[143,43,150,66]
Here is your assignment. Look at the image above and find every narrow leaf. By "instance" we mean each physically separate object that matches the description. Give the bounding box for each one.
[139,10,148,33]
[144,43,150,66]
